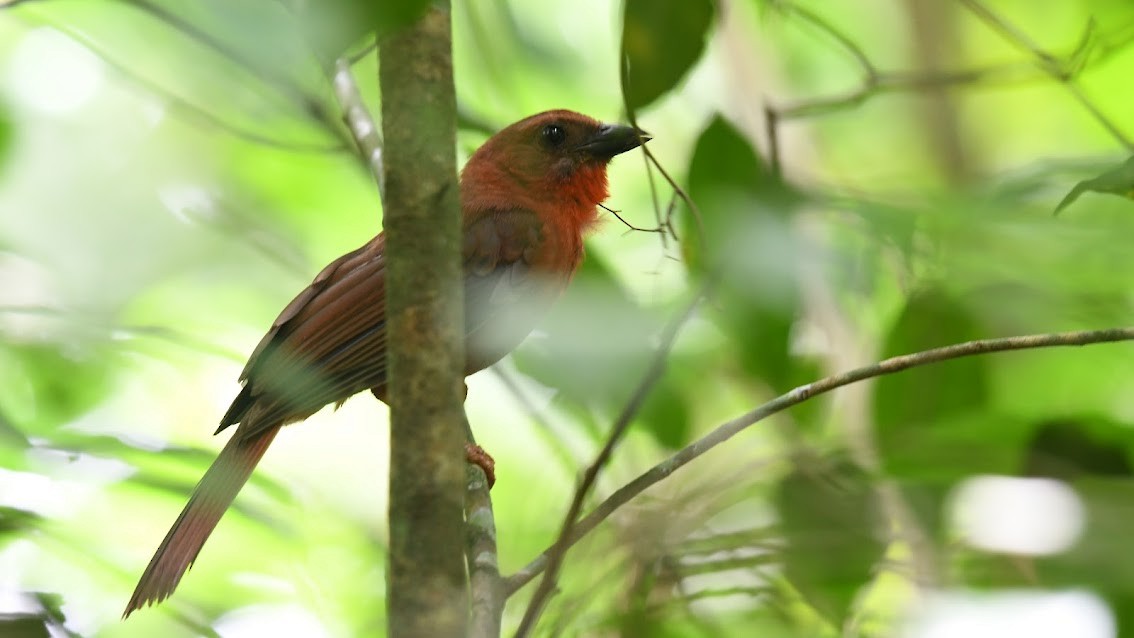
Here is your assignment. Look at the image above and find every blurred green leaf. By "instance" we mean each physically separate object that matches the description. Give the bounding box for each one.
[0,507,42,543]
[874,287,1000,538]
[776,456,884,627]
[636,371,691,449]
[0,616,49,638]
[1024,418,1134,480]
[511,252,656,411]
[0,344,116,433]
[1054,156,1134,215]
[0,99,11,169]
[292,0,433,61]
[620,0,715,111]
[686,115,802,391]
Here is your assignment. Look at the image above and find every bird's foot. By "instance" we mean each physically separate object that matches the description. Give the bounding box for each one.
[464,442,496,488]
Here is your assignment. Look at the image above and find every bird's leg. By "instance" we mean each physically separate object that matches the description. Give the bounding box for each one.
[373,383,496,487]
[464,442,496,488]
[461,382,496,487]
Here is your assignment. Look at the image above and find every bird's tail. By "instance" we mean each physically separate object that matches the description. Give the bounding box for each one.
[123,425,280,617]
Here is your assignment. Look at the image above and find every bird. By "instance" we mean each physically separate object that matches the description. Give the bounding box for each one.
[123,109,648,616]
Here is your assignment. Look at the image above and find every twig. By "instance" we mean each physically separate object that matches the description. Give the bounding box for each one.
[598,203,666,235]
[512,283,711,637]
[503,326,1134,595]
[332,59,385,200]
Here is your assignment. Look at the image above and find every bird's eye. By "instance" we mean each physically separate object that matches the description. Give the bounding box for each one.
[541,124,566,147]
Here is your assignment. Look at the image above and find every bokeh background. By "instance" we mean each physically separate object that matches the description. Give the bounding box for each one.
[2,0,1134,636]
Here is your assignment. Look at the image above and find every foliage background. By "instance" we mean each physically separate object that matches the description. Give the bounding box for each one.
[1,0,1134,636]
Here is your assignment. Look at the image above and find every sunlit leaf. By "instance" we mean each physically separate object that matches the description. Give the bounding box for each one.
[776,456,884,626]
[620,0,715,111]
[1054,156,1134,215]
[0,344,116,434]
[0,99,11,169]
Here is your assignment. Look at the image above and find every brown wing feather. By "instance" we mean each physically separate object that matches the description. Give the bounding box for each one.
[219,208,574,441]
[219,235,389,439]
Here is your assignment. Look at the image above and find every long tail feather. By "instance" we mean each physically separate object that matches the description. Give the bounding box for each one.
[123,425,280,617]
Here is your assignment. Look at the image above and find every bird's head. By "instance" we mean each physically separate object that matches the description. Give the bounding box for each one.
[461,110,649,227]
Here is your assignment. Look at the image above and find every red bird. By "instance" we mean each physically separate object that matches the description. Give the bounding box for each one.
[124,109,647,615]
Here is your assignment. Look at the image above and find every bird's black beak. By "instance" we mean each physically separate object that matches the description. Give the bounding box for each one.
[577,123,651,159]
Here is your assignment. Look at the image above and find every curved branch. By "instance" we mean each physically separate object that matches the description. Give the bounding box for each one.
[503,326,1134,595]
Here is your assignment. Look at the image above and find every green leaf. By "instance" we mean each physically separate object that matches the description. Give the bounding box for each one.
[0,99,11,170]
[621,0,715,111]
[297,0,433,60]
[776,456,885,626]
[0,344,117,434]
[637,372,691,449]
[873,288,1019,539]
[686,115,801,391]
[510,253,656,409]
[0,616,49,638]
[0,507,43,543]
[1054,156,1134,215]
[1024,418,1134,480]
[874,288,989,431]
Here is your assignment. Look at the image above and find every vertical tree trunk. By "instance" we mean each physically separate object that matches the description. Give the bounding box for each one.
[379,6,467,637]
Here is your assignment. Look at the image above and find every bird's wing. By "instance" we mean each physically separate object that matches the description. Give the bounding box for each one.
[461,208,570,373]
[219,235,389,438]
[220,209,569,438]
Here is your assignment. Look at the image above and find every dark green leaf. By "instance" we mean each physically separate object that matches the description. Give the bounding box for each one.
[874,288,989,430]
[1024,418,1134,481]
[873,288,1000,538]
[686,115,801,391]
[776,456,884,626]
[1054,156,1134,215]
[637,372,691,449]
[0,616,49,638]
[0,507,42,541]
[621,0,715,111]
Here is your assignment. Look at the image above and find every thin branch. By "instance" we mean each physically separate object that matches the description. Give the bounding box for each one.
[332,59,385,200]
[464,418,503,638]
[513,283,711,637]
[503,326,1134,595]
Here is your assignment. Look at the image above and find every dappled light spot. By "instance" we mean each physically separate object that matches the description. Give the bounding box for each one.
[904,590,1113,638]
[950,475,1084,556]
[6,28,104,115]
